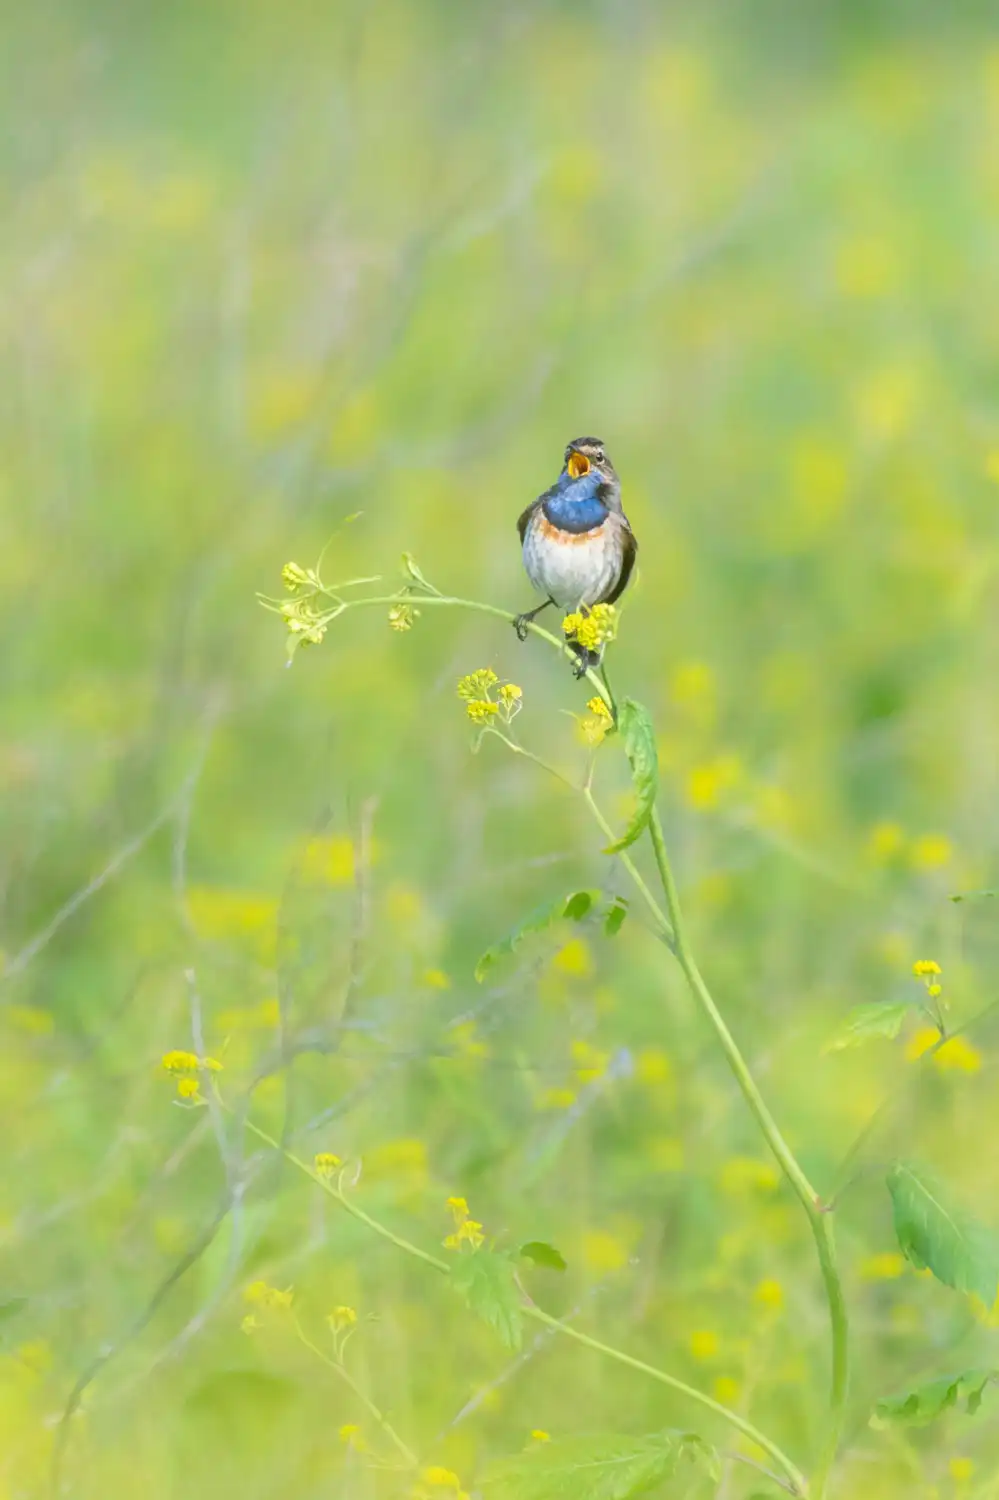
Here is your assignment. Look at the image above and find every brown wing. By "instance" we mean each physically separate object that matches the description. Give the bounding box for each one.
[517,484,557,543]
[603,516,638,604]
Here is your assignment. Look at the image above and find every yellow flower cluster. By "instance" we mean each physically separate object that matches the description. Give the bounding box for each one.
[443,1195,485,1251]
[314,1151,343,1179]
[413,1467,470,1500]
[388,603,419,632]
[243,1280,294,1309]
[456,669,523,725]
[162,1050,222,1104]
[578,694,613,745]
[562,602,617,652]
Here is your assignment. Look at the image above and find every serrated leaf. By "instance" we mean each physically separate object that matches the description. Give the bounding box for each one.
[480,1430,717,1500]
[871,1368,996,1428]
[604,700,658,855]
[474,891,599,983]
[825,1000,912,1052]
[604,897,629,937]
[450,1249,522,1349]
[519,1241,568,1272]
[887,1163,999,1303]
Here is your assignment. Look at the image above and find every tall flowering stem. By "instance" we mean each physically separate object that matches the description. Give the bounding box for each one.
[259,557,849,1496]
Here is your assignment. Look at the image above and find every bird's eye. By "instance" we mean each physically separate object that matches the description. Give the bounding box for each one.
[595,449,604,463]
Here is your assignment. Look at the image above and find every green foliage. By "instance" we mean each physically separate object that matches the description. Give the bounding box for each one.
[887,1163,999,1303]
[871,1369,996,1428]
[603,896,629,937]
[824,1000,911,1051]
[518,1240,568,1271]
[474,891,600,982]
[479,1431,718,1500]
[603,700,659,854]
[449,1249,523,1350]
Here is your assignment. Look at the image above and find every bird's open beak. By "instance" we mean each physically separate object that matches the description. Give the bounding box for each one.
[566,451,590,479]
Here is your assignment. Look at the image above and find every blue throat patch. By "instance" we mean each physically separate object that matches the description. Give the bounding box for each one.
[542,476,608,534]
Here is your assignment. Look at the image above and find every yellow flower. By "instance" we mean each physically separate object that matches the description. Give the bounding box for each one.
[713,1375,740,1405]
[754,1278,784,1310]
[720,1157,780,1196]
[581,1229,629,1273]
[329,1305,357,1330]
[911,834,952,870]
[176,1076,200,1101]
[314,1152,343,1179]
[586,696,612,719]
[446,1196,470,1222]
[686,754,742,811]
[571,1038,610,1082]
[423,968,452,990]
[162,1050,199,1073]
[443,1218,485,1251]
[456,668,499,701]
[281,561,312,591]
[465,699,499,724]
[530,1430,551,1443]
[934,1035,982,1073]
[912,959,941,977]
[243,1280,293,1309]
[689,1329,719,1361]
[635,1046,672,1085]
[420,1467,465,1492]
[867,821,905,863]
[860,1252,906,1281]
[950,1457,975,1483]
[905,1026,941,1061]
[388,603,419,632]
[552,937,592,977]
[563,604,617,652]
[339,1423,366,1451]
[497,682,523,721]
[240,1314,259,1334]
[538,1086,578,1111]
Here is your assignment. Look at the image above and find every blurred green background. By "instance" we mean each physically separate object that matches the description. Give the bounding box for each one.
[4,2,999,1496]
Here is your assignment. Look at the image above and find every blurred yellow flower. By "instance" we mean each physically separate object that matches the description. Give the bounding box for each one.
[162,1050,199,1073]
[986,450,999,485]
[867,821,905,863]
[301,836,356,885]
[314,1152,342,1179]
[720,1157,779,1196]
[329,1305,357,1330]
[912,959,941,977]
[713,1375,741,1405]
[689,1329,719,1361]
[754,1278,784,1310]
[646,1135,684,1172]
[388,603,418,632]
[686,754,742,811]
[423,968,451,990]
[571,1038,609,1082]
[339,1423,366,1450]
[529,1430,551,1444]
[860,1252,906,1281]
[250,371,316,437]
[950,1457,975,1483]
[539,1086,577,1111]
[582,1229,629,1273]
[635,1046,672,1086]
[835,235,900,298]
[905,1028,979,1071]
[365,1137,427,1190]
[552,937,592,977]
[243,1281,293,1309]
[911,834,952,870]
[176,1076,200,1102]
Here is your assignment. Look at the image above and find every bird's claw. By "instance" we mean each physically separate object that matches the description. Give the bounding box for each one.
[513,614,530,642]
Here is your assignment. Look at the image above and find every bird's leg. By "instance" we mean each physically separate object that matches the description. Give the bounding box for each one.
[513,597,556,641]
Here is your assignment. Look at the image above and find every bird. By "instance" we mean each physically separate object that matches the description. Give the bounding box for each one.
[514,436,637,676]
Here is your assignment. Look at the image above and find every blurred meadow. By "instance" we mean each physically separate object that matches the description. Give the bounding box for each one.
[5,1,999,1496]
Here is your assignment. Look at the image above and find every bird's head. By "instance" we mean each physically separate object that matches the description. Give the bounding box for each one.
[562,437,620,507]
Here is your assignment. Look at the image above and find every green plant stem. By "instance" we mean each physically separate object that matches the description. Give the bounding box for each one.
[645,808,849,1497]
[326,591,615,712]
[290,1313,418,1468]
[239,1117,807,1496]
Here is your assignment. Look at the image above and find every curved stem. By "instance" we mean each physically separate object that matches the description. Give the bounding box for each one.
[646,808,848,1496]
[240,1115,806,1495]
[290,1313,419,1468]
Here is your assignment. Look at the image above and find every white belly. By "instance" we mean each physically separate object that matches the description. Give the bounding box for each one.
[523,519,618,608]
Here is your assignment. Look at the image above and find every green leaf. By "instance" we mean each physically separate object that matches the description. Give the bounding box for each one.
[450,1249,523,1349]
[871,1369,996,1428]
[603,897,629,937]
[480,1431,718,1500]
[474,891,599,982]
[887,1163,999,1303]
[519,1241,568,1272]
[950,888,998,903]
[604,700,659,855]
[824,1000,912,1052]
